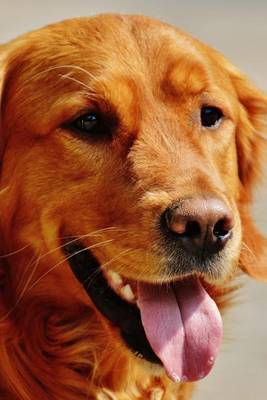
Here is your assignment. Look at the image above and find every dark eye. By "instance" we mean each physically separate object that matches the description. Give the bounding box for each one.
[69,113,110,139]
[201,106,223,128]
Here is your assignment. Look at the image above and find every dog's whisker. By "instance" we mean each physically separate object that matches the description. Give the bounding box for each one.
[0,185,10,195]
[80,248,132,292]
[27,239,114,293]
[0,227,122,262]
[0,244,30,259]
[15,253,42,303]
[241,241,258,261]
[2,228,129,303]
[100,249,132,270]
[29,227,122,264]
[59,73,96,94]
[31,64,97,81]
[0,253,41,322]
[58,227,123,241]
[16,252,39,294]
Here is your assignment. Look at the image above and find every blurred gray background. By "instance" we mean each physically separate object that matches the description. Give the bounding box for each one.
[1,1,267,399]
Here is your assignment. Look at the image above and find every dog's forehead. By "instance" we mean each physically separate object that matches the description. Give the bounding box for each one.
[9,14,215,86]
[4,14,235,136]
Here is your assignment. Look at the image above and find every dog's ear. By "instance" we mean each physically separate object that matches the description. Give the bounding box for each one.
[0,47,8,253]
[230,64,267,201]
[238,210,267,282]
[211,50,267,198]
[0,45,9,162]
[0,45,19,248]
[216,53,267,281]
[232,69,267,282]
[0,46,9,216]
[0,48,5,158]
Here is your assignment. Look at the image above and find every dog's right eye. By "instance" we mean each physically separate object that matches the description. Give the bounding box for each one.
[73,113,98,132]
[68,113,111,139]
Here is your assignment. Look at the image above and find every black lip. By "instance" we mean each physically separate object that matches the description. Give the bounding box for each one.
[63,242,160,364]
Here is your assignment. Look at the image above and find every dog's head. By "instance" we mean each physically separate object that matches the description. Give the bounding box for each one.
[0,14,267,385]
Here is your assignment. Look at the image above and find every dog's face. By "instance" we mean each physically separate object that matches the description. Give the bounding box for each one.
[0,14,267,386]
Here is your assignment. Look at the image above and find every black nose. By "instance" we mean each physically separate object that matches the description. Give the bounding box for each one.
[162,197,234,256]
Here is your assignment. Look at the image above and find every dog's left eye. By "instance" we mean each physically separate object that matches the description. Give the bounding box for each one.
[201,106,223,128]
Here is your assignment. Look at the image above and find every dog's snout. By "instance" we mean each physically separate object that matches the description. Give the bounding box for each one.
[162,197,234,256]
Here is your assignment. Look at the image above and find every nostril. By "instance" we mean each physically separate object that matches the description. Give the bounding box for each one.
[164,208,201,239]
[213,217,233,239]
[166,217,187,235]
[161,198,234,260]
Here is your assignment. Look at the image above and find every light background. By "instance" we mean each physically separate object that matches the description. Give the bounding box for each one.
[1,1,267,399]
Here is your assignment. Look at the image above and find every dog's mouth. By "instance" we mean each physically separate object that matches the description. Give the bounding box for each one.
[64,242,223,383]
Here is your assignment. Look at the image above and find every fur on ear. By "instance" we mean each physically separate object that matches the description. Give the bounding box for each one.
[216,53,267,280]
[0,46,7,162]
[232,71,267,201]
[232,70,267,281]
[0,52,7,263]
[213,52,267,200]
[238,207,267,282]
[0,46,19,252]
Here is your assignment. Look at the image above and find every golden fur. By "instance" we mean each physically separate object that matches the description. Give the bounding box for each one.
[0,14,267,400]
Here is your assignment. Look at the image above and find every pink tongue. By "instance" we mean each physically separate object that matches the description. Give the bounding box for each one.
[137,279,222,382]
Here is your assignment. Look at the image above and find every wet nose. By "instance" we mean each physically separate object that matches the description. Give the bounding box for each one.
[162,197,234,256]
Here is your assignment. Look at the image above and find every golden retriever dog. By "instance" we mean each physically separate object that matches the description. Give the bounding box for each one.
[0,13,266,400]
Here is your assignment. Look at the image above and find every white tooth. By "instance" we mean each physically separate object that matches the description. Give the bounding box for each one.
[170,372,181,383]
[120,284,135,301]
[108,271,123,286]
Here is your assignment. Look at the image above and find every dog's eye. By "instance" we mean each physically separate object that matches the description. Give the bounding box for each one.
[71,113,99,134]
[201,106,223,128]
[68,113,111,139]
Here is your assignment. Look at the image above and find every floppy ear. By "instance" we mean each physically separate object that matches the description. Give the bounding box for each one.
[0,46,17,250]
[238,211,267,283]
[220,55,267,281]
[0,48,7,254]
[211,51,267,197]
[0,45,8,162]
[231,66,267,200]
